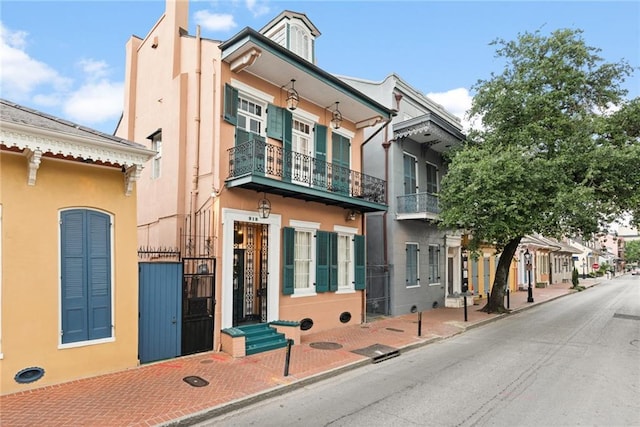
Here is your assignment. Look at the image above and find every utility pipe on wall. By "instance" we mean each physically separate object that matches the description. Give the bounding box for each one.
[190,25,203,246]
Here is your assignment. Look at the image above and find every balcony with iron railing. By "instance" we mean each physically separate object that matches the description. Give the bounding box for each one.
[396,192,440,220]
[226,139,387,212]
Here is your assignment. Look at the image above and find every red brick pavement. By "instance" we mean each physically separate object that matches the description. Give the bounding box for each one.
[0,279,598,427]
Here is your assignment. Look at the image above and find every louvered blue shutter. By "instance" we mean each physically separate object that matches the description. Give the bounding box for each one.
[61,210,112,344]
[61,210,88,344]
[283,109,293,181]
[87,211,111,340]
[315,231,329,293]
[224,84,238,125]
[354,235,366,290]
[313,124,327,189]
[282,227,295,295]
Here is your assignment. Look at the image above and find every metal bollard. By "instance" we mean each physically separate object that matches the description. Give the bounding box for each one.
[464,295,468,322]
[418,312,422,337]
[284,339,293,377]
[506,288,510,309]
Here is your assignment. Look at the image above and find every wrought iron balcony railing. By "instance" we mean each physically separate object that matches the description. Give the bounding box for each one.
[227,139,386,204]
[397,192,440,215]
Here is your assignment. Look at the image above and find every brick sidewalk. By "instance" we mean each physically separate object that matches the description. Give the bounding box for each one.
[0,279,598,427]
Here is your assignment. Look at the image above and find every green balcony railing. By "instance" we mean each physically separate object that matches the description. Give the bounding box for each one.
[228,139,386,205]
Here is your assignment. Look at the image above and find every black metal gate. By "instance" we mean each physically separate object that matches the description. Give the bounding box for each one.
[182,257,215,355]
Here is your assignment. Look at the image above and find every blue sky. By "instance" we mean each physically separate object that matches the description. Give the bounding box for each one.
[1,1,639,134]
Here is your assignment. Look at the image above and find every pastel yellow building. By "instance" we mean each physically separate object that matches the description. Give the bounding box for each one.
[0,100,154,395]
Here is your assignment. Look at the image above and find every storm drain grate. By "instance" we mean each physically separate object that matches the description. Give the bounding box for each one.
[183,376,209,387]
[309,342,343,350]
[613,313,640,321]
[351,344,400,363]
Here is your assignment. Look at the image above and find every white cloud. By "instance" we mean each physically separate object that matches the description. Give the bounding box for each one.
[245,0,270,17]
[194,10,237,31]
[426,87,474,131]
[63,80,124,126]
[0,23,71,100]
[78,59,110,81]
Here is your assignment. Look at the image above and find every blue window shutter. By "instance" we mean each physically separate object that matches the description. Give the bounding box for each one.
[87,211,111,340]
[267,104,283,140]
[329,232,338,291]
[224,84,238,125]
[282,227,295,295]
[61,210,112,344]
[61,210,88,344]
[315,231,329,293]
[354,235,366,290]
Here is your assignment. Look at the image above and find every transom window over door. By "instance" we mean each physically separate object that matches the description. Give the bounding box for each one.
[237,96,264,135]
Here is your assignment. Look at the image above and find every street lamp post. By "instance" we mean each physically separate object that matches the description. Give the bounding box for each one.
[524,249,534,303]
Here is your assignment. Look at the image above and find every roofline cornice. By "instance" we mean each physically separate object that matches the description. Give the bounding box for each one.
[219,28,394,119]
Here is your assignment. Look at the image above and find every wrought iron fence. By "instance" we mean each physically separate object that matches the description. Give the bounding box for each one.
[228,139,386,204]
[397,192,440,215]
[366,265,390,317]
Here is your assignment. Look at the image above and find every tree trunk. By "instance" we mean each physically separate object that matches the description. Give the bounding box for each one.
[482,236,522,313]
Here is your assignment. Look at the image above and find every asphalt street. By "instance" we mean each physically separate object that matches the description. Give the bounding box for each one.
[198,275,640,427]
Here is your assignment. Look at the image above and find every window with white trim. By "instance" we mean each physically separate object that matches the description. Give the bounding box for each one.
[428,244,440,284]
[237,95,265,135]
[294,229,314,293]
[292,117,312,185]
[426,162,438,195]
[151,132,162,179]
[337,233,354,291]
[289,24,311,61]
[406,242,419,287]
[60,209,113,346]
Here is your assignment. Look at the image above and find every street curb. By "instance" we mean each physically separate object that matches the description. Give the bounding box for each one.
[163,281,600,426]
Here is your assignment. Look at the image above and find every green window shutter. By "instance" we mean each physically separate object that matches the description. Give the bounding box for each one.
[267,104,284,140]
[354,235,366,290]
[315,230,329,293]
[282,108,293,182]
[331,133,350,194]
[329,232,338,291]
[223,84,238,125]
[314,124,327,189]
[282,227,295,295]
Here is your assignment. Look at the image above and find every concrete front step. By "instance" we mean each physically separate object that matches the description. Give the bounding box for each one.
[237,324,289,355]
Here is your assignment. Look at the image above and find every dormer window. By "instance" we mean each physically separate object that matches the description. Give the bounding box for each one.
[289,24,311,61]
[260,11,320,64]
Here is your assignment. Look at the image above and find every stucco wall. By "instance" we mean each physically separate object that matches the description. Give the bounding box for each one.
[0,153,139,395]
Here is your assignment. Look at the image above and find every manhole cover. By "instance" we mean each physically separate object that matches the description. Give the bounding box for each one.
[309,342,343,350]
[613,313,640,321]
[183,376,209,387]
[386,327,404,332]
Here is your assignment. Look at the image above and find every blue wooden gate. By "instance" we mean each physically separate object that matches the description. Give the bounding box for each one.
[138,262,182,363]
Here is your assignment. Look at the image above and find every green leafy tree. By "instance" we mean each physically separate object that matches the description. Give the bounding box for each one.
[625,240,640,264]
[440,29,640,313]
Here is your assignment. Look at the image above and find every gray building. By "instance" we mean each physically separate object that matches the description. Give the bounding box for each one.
[340,74,466,316]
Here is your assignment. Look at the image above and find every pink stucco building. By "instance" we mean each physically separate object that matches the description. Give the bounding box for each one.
[116,1,393,358]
